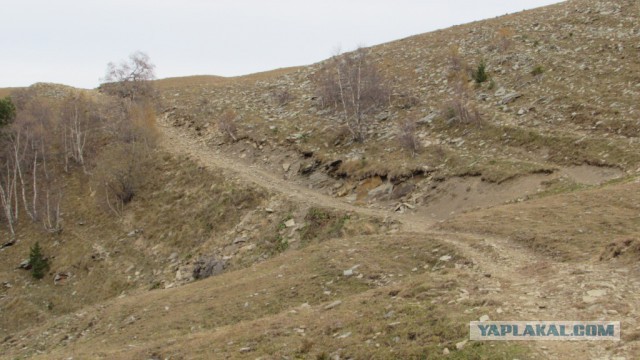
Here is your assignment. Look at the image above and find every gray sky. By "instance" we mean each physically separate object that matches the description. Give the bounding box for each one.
[1,0,561,89]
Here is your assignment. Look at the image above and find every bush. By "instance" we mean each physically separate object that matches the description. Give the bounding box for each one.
[93,142,152,216]
[397,118,420,156]
[472,60,488,83]
[531,65,544,76]
[445,79,481,125]
[218,109,238,142]
[29,242,49,280]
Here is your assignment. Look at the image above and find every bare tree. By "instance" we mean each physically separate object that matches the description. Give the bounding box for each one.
[102,51,156,103]
[60,93,101,173]
[0,148,18,237]
[314,47,389,142]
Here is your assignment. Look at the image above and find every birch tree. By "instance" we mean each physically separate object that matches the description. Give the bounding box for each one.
[314,47,389,142]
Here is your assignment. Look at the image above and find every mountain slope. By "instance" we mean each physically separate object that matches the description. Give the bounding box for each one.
[2,0,640,359]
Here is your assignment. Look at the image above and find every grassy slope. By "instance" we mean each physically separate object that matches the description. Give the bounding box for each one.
[3,234,528,359]
[159,0,640,186]
[439,177,640,261]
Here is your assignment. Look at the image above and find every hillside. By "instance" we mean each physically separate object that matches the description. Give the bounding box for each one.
[2,0,640,359]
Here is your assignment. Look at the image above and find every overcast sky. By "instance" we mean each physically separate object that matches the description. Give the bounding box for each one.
[1,0,562,89]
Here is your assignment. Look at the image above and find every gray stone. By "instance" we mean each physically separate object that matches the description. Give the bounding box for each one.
[18,259,31,270]
[368,182,394,198]
[193,257,225,280]
[233,237,247,244]
[500,92,522,105]
[587,289,607,297]
[324,300,342,310]
[455,340,468,350]
[417,113,438,125]
[53,272,70,285]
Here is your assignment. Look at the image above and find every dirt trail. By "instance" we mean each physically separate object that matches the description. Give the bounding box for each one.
[159,124,637,359]
[160,124,426,225]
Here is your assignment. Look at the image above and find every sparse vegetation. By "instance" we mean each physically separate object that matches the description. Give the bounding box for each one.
[531,64,544,76]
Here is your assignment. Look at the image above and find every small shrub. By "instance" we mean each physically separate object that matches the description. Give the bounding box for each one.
[93,142,152,216]
[29,242,49,280]
[272,88,293,106]
[269,235,289,254]
[531,65,544,76]
[472,60,488,84]
[447,46,466,76]
[218,109,238,142]
[397,118,420,156]
[445,80,481,125]
[496,27,514,52]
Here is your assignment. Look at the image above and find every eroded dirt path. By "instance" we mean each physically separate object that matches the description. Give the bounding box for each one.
[159,123,638,359]
[160,123,418,223]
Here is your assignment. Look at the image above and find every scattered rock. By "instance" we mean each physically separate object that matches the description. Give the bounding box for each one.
[391,183,415,199]
[417,112,438,125]
[455,340,468,350]
[18,259,31,270]
[192,256,225,280]
[368,182,393,199]
[127,229,143,237]
[284,219,296,228]
[53,272,70,286]
[587,289,607,297]
[343,269,354,277]
[479,315,490,322]
[282,163,291,172]
[438,255,452,262]
[233,236,247,244]
[324,300,342,310]
[443,348,450,355]
[500,92,522,105]
[1,239,15,249]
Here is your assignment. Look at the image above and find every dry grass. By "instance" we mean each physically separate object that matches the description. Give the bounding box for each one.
[439,178,640,261]
[3,234,528,359]
[0,150,264,336]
